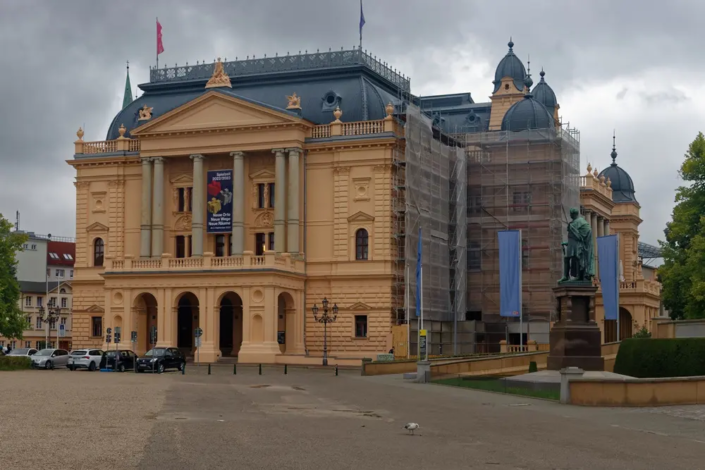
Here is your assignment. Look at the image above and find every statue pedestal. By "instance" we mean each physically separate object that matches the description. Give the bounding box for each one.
[547,282,604,371]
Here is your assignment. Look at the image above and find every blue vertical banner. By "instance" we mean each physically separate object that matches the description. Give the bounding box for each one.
[206,169,233,233]
[415,228,422,317]
[597,234,619,320]
[498,230,521,317]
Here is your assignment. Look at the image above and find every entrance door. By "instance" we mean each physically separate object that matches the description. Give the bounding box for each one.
[177,298,194,351]
[220,299,234,356]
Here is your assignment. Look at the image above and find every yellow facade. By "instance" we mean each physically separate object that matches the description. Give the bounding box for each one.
[69,90,400,364]
[579,166,661,342]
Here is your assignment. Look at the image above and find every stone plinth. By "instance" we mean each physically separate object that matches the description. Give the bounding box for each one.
[547,282,604,371]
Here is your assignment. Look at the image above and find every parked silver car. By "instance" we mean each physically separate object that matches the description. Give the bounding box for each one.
[31,349,70,369]
[68,349,103,371]
[6,348,38,357]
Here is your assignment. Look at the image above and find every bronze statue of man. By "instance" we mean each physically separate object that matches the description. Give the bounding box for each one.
[559,208,594,283]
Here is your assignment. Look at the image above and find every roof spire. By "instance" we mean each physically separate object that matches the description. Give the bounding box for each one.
[611,130,618,165]
[122,61,133,109]
[508,36,514,50]
[523,54,533,91]
[539,67,545,80]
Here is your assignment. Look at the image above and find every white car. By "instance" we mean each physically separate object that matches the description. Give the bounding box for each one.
[31,349,70,369]
[68,349,104,371]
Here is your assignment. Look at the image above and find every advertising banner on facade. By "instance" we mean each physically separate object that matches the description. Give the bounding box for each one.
[597,234,620,321]
[498,230,522,318]
[206,169,233,233]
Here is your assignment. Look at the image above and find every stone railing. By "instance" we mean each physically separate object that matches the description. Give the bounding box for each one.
[311,117,397,139]
[499,340,548,353]
[75,137,141,156]
[596,278,661,296]
[311,125,331,139]
[580,174,613,200]
[106,251,303,274]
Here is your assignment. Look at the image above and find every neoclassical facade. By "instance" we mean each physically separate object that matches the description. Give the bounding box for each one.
[69,52,402,363]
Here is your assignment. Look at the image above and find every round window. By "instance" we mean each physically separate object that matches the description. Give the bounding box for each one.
[325,93,336,105]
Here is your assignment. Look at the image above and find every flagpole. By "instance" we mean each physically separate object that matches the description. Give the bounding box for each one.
[156,17,159,70]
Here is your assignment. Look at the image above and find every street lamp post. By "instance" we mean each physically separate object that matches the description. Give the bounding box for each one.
[312,297,338,366]
[40,303,61,349]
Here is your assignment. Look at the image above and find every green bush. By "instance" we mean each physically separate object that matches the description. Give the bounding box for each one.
[528,361,538,373]
[614,338,705,378]
[0,356,31,371]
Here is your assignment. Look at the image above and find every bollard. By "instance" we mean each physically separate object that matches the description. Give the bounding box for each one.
[259,364,262,375]
[335,364,339,376]
[284,364,288,375]
[182,362,186,375]
[233,364,237,375]
[208,363,211,375]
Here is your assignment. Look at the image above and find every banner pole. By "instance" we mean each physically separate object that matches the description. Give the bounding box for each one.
[519,229,523,351]
[616,234,621,342]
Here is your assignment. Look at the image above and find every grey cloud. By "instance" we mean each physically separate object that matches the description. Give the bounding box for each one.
[0,0,703,246]
[616,88,629,100]
[641,88,690,105]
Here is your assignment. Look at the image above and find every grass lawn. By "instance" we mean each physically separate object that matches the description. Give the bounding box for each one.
[434,376,560,401]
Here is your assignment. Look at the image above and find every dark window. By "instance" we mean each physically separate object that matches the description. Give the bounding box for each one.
[255,233,266,256]
[467,190,482,216]
[468,241,481,271]
[91,317,102,337]
[268,183,275,208]
[176,236,186,259]
[187,187,193,212]
[61,298,67,308]
[268,232,275,252]
[178,188,185,212]
[355,229,369,260]
[257,184,266,209]
[512,191,531,213]
[216,235,226,257]
[522,238,529,267]
[355,315,368,338]
[94,238,104,267]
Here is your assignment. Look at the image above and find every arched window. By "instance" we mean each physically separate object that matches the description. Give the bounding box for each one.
[355,229,369,261]
[94,238,104,267]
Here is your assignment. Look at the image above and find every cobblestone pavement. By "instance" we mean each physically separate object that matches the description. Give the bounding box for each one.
[3,366,705,469]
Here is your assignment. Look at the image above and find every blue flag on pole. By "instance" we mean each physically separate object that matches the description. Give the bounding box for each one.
[597,235,619,321]
[359,0,366,45]
[498,230,521,317]
[415,228,422,317]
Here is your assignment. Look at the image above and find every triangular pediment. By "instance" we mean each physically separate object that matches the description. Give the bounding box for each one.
[347,211,375,223]
[86,304,105,314]
[170,174,193,185]
[349,302,372,310]
[250,169,275,180]
[86,222,109,232]
[131,91,304,135]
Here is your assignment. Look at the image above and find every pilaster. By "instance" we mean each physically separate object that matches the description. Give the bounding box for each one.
[140,158,153,258]
[231,151,246,254]
[151,157,165,258]
[334,166,350,259]
[273,149,287,252]
[190,154,205,257]
[374,164,392,259]
[286,148,301,254]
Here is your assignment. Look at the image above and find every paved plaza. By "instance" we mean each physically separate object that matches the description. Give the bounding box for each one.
[2,366,705,469]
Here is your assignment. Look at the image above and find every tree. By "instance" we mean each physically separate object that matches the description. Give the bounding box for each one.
[0,214,27,339]
[660,132,705,319]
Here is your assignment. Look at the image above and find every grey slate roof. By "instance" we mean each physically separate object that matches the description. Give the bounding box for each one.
[531,70,557,116]
[501,94,554,132]
[599,146,637,203]
[493,40,527,94]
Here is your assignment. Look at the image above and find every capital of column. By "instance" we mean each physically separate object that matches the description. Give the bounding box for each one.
[152,157,165,163]
[141,157,152,163]
[230,151,245,159]
[272,148,286,156]
[285,147,302,156]
[190,154,205,161]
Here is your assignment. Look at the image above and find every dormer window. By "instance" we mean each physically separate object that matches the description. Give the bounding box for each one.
[322,91,341,111]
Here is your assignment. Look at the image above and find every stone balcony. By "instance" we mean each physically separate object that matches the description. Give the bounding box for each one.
[580,173,613,200]
[105,251,305,275]
[594,278,661,297]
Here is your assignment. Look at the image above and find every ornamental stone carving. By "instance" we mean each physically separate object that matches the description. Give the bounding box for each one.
[174,214,192,231]
[255,211,274,228]
[205,58,232,89]
[138,105,153,121]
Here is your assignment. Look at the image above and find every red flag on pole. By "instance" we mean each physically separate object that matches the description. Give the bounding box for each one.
[157,19,164,55]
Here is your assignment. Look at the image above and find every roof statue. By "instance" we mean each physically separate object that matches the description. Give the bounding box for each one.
[286,92,302,110]
[205,57,232,89]
[138,105,153,121]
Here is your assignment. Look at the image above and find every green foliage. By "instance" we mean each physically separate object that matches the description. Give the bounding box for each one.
[632,326,652,339]
[528,361,538,373]
[614,338,705,378]
[0,356,31,371]
[0,214,28,339]
[434,377,559,401]
[660,132,705,319]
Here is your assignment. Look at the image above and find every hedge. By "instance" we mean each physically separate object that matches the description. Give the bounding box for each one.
[0,356,32,371]
[614,338,705,378]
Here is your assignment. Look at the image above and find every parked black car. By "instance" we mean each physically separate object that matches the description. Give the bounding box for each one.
[100,350,137,372]
[136,347,185,373]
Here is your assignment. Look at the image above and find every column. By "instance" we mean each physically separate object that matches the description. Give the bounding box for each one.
[272,149,287,253]
[604,219,610,236]
[151,157,165,258]
[140,158,153,258]
[597,216,604,237]
[190,154,205,257]
[590,212,598,243]
[286,148,300,254]
[230,151,245,254]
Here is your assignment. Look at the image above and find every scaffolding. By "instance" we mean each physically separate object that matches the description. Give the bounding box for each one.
[459,124,580,343]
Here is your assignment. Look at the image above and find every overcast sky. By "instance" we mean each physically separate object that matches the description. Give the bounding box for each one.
[0,0,701,249]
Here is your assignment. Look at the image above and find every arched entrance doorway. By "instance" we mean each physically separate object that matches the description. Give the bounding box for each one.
[133,293,158,355]
[619,307,633,340]
[219,292,243,357]
[177,292,199,356]
[277,292,295,354]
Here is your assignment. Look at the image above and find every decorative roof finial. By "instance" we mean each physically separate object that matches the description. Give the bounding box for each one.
[286,92,302,110]
[76,127,84,141]
[540,67,545,80]
[508,37,514,50]
[523,54,533,91]
[587,163,592,174]
[205,57,232,89]
[611,129,618,165]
